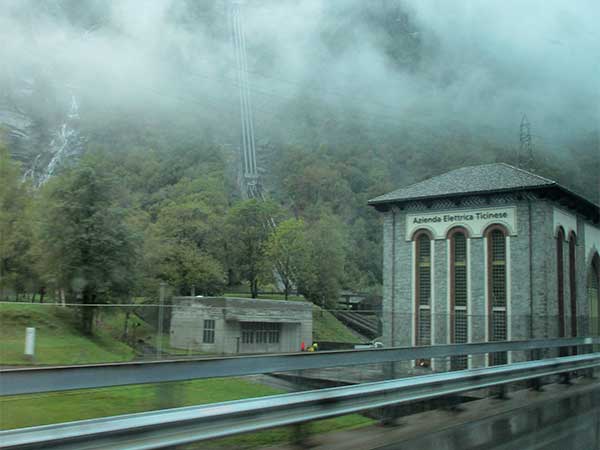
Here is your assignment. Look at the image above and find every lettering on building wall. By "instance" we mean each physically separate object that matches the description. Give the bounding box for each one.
[412,211,509,225]
[406,207,516,240]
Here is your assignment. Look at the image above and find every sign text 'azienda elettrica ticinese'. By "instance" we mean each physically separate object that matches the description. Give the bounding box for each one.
[405,207,516,240]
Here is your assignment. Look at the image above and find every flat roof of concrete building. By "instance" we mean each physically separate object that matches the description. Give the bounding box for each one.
[172,296,313,311]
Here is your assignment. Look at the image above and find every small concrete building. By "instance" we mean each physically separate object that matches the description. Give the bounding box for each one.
[170,296,313,354]
[369,163,600,369]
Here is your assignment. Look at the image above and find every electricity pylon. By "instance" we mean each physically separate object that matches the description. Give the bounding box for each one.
[519,114,534,171]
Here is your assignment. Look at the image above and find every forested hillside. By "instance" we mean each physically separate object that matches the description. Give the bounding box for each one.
[1,1,598,327]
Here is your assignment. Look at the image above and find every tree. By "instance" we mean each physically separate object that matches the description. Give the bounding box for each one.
[142,230,226,296]
[36,160,137,334]
[140,179,228,296]
[226,199,279,298]
[266,218,308,299]
[296,213,346,309]
[0,145,34,300]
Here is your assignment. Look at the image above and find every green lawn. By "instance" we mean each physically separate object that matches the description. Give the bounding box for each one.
[0,303,211,365]
[0,303,135,365]
[0,377,281,429]
[0,377,373,448]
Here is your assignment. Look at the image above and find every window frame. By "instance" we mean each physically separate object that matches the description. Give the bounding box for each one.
[568,232,577,337]
[414,229,433,349]
[202,319,215,344]
[448,226,469,370]
[241,322,281,345]
[556,227,566,337]
[485,224,509,366]
[589,253,600,340]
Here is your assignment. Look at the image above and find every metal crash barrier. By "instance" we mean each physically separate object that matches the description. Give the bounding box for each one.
[1,353,600,450]
[1,337,598,396]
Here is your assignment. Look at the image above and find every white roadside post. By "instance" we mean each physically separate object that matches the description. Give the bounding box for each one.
[24,327,36,360]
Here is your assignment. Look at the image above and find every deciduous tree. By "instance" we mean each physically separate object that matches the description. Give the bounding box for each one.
[296,213,346,309]
[226,199,280,298]
[0,145,34,300]
[266,218,308,299]
[36,159,137,333]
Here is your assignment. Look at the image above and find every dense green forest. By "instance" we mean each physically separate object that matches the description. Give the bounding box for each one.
[0,132,377,335]
[1,123,597,328]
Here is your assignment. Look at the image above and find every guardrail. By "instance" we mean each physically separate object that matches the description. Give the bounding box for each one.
[2,337,598,396]
[2,353,599,450]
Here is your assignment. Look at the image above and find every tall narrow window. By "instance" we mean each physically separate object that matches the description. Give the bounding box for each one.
[450,229,468,370]
[589,254,600,348]
[203,319,215,344]
[487,227,507,365]
[415,232,432,356]
[568,233,577,337]
[556,228,565,338]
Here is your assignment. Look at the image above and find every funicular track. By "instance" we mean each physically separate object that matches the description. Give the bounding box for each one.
[333,310,380,339]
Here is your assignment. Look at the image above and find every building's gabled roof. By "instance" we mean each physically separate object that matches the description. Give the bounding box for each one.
[368,163,599,223]
[369,163,555,204]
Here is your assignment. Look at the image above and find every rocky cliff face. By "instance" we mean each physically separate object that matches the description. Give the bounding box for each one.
[0,77,34,164]
[1,76,84,186]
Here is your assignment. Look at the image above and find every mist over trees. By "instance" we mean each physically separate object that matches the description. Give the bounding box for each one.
[2,1,598,192]
[0,1,598,331]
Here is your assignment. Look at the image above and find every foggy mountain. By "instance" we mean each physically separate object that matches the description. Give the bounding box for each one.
[1,0,598,199]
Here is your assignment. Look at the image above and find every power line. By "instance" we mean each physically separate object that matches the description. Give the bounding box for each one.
[231,1,261,199]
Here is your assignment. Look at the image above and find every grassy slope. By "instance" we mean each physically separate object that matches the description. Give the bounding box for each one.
[0,303,135,365]
[312,306,362,343]
[95,306,211,357]
[0,299,363,364]
[0,378,373,448]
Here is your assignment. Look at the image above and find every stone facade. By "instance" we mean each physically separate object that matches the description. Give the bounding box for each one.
[377,192,600,367]
[170,297,312,354]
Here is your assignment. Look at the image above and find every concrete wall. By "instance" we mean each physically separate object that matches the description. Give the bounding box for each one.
[170,297,312,354]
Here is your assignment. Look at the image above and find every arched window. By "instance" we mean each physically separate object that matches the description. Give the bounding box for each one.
[589,254,600,345]
[568,233,577,337]
[415,231,432,355]
[449,228,468,370]
[487,225,508,365]
[556,227,565,337]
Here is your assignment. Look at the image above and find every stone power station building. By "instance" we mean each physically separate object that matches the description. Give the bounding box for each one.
[170,297,313,354]
[369,163,600,369]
